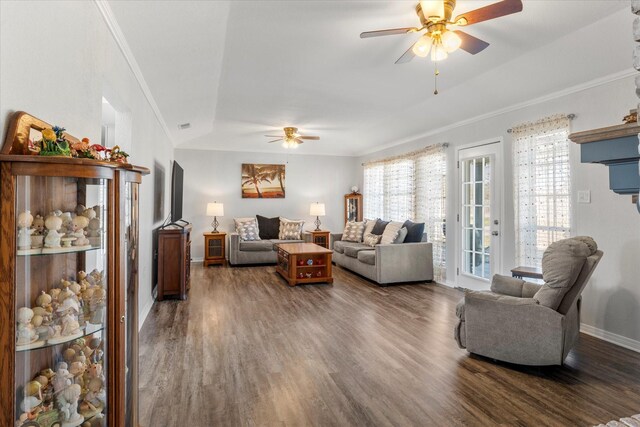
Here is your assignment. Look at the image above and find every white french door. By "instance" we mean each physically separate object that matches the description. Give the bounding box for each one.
[457,141,502,290]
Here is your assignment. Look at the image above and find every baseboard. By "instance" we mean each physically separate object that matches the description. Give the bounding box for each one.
[191,257,203,263]
[139,298,154,331]
[580,323,640,353]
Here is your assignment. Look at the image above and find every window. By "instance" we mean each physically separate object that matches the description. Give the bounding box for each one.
[363,144,447,281]
[512,114,572,267]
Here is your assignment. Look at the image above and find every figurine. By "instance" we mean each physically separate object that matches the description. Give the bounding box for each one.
[69,361,87,388]
[60,212,73,236]
[70,216,91,247]
[57,298,81,337]
[75,204,86,216]
[31,214,45,248]
[43,214,63,249]
[16,307,41,347]
[61,236,76,248]
[81,207,96,221]
[39,126,72,157]
[107,145,129,163]
[51,362,84,426]
[86,217,101,247]
[88,287,106,325]
[17,210,34,250]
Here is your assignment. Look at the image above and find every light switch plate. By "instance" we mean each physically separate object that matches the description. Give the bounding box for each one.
[577,190,591,204]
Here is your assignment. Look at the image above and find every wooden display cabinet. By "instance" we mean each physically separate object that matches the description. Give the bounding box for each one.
[157,224,192,300]
[344,193,363,224]
[0,112,149,427]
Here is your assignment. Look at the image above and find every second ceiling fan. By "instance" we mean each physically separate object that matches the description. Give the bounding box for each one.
[361,0,523,64]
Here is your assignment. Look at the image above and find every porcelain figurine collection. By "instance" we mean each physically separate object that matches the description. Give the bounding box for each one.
[17,205,103,255]
[15,335,106,427]
[15,269,106,351]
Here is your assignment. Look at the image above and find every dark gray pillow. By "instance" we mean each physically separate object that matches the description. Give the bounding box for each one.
[256,215,280,239]
[371,220,389,235]
[402,220,425,243]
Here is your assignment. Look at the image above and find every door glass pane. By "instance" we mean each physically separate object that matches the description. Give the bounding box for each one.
[15,175,109,425]
[461,156,491,279]
[125,182,139,427]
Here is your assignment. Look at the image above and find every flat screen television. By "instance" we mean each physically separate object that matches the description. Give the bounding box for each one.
[170,161,184,223]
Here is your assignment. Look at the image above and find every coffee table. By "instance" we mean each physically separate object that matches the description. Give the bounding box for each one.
[275,242,333,286]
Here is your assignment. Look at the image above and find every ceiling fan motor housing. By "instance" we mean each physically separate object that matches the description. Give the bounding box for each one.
[416,0,457,27]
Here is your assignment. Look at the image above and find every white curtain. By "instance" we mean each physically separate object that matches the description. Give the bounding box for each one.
[512,114,572,267]
[363,144,447,281]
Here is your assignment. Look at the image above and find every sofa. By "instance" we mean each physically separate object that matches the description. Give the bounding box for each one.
[454,236,603,366]
[229,233,306,265]
[331,232,433,285]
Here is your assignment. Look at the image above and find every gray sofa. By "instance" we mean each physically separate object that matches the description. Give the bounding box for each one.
[228,232,305,265]
[454,236,603,366]
[331,233,434,285]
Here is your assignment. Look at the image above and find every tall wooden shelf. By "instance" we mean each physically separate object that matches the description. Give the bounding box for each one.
[0,112,149,427]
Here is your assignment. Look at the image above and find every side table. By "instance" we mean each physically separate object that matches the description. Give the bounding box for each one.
[204,232,226,266]
[305,230,331,249]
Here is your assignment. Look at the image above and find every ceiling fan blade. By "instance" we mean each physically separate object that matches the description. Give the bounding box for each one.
[267,138,283,143]
[454,30,490,55]
[294,138,304,144]
[299,136,320,140]
[395,41,417,64]
[454,0,522,26]
[264,135,283,137]
[360,27,419,39]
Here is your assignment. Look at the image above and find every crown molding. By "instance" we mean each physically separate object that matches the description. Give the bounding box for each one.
[94,0,175,145]
[359,68,637,156]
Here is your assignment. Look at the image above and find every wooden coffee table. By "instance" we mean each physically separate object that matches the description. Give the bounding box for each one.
[275,242,333,286]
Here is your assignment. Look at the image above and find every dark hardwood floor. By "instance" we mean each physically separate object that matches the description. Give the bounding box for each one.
[139,264,640,426]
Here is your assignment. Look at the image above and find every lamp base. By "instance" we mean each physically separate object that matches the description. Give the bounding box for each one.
[314,216,322,231]
[211,217,219,233]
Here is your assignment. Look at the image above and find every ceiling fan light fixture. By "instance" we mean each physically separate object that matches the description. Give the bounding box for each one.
[430,41,448,61]
[441,30,461,53]
[420,0,444,21]
[412,35,432,57]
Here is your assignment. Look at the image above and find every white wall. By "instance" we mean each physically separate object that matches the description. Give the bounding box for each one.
[174,148,358,260]
[357,75,640,348]
[0,1,174,328]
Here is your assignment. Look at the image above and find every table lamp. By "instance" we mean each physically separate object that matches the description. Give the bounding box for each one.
[206,202,224,232]
[309,202,325,231]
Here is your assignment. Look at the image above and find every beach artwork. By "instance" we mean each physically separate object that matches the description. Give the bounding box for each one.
[241,164,286,198]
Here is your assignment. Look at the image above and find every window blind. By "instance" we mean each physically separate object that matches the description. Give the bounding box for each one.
[512,114,572,267]
[363,144,447,281]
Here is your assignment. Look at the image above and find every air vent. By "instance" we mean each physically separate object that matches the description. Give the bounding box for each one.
[178,122,191,130]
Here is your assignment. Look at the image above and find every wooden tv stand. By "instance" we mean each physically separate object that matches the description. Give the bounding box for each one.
[157,224,192,300]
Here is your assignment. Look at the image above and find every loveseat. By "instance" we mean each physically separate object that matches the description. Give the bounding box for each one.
[331,232,433,285]
[229,233,306,265]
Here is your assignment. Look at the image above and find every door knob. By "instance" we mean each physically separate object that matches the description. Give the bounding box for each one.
[492,231,499,236]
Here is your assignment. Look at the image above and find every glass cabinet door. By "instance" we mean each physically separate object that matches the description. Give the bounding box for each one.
[123,181,139,427]
[14,175,109,427]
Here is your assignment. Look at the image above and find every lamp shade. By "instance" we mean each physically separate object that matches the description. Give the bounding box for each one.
[309,202,325,216]
[206,202,224,217]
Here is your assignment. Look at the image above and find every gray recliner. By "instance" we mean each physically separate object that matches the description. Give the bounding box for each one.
[454,236,603,366]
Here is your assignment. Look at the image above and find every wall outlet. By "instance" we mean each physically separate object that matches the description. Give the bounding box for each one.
[577,190,591,204]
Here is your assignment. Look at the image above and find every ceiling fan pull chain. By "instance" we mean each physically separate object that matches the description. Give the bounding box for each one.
[434,62,439,95]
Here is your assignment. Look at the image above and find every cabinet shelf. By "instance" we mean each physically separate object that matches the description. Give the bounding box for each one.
[16,323,104,353]
[17,245,102,257]
[295,264,327,268]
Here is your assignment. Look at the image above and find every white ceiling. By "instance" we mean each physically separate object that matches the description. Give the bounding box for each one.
[108,0,632,156]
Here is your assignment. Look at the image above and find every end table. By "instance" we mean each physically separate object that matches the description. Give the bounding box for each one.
[306,230,331,249]
[203,232,226,266]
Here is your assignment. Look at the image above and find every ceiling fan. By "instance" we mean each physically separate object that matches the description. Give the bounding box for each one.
[264,127,320,149]
[361,0,523,64]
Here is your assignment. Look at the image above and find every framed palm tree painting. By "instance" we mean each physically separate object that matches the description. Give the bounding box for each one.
[241,164,286,198]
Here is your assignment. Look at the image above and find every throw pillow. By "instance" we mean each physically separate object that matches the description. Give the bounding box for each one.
[234,217,261,241]
[380,221,403,245]
[342,221,366,242]
[402,220,426,243]
[256,215,280,239]
[279,218,304,240]
[363,219,378,236]
[363,233,381,247]
[371,220,389,235]
[394,227,408,244]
